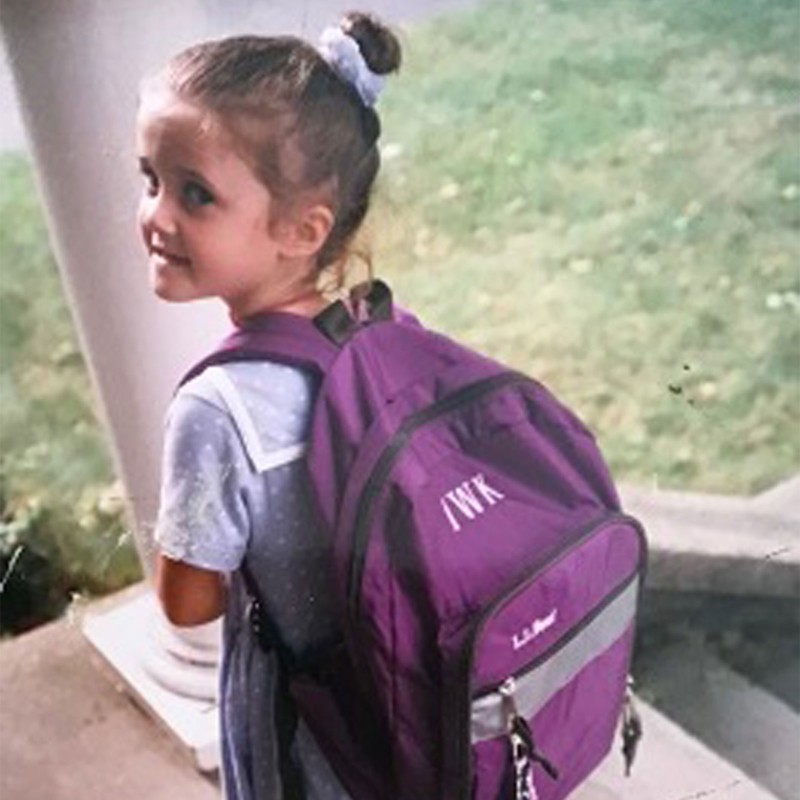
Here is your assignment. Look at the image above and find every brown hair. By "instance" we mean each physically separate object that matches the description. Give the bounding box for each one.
[147,12,401,284]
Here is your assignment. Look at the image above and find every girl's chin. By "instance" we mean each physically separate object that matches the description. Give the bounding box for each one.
[150,272,197,303]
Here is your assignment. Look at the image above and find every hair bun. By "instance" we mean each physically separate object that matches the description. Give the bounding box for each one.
[341,12,402,76]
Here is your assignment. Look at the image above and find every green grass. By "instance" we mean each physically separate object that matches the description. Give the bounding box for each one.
[0,154,140,634]
[0,0,797,629]
[371,0,800,494]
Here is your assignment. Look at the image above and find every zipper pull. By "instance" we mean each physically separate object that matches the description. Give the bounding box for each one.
[511,714,559,781]
[499,676,518,718]
[500,678,536,800]
[621,675,643,776]
[499,677,559,800]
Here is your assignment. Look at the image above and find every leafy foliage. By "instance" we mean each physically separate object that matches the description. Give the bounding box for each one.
[0,153,141,636]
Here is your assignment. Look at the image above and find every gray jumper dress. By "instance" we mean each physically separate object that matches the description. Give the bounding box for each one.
[155,360,351,800]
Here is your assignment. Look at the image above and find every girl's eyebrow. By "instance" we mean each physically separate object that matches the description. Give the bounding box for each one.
[180,166,219,194]
[137,157,220,195]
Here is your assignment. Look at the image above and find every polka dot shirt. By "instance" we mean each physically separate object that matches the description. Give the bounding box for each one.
[156,361,351,800]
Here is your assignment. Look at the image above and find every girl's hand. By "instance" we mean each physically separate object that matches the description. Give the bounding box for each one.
[156,553,227,626]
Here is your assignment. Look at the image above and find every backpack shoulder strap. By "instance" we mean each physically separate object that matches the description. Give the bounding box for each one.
[178,311,340,387]
[178,280,397,387]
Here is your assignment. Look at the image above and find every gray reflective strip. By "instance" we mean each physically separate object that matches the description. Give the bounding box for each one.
[471,577,639,743]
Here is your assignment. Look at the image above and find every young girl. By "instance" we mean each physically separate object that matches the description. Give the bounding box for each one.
[137,13,401,799]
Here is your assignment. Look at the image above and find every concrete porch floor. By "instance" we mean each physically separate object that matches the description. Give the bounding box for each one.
[2,476,797,799]
[0,606,219,800]
[0,592,782,800]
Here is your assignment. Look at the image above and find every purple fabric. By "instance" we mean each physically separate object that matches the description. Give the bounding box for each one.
[470,519,641,691]
[188,298,647,799]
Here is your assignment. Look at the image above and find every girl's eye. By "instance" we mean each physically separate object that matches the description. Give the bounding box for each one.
[141,169,158,196]
[182,181,214,207]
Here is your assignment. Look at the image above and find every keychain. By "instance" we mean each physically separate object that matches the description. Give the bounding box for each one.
[500,678,558,800]
[621,675,643,776]
[510,718,538,800]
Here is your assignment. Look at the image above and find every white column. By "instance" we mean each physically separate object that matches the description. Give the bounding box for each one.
[0,0,231,571]
[0,0,472,771]
[0,0,230,769]
[0,0,472,577]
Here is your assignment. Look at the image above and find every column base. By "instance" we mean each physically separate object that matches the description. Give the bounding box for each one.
[83,583,220,772]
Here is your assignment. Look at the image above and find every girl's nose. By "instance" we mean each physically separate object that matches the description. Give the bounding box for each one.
[138,191,177,237]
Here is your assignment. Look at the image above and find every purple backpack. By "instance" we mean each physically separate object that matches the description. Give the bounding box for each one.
[186,281,646,800]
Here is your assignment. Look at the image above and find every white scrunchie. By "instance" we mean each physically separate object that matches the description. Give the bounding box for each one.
[318,26,386,107]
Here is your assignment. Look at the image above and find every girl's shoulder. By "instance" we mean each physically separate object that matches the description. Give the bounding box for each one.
[170,360,317,473]
[178,358,313,402]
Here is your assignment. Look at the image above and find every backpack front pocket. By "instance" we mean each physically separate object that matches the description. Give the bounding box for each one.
[449,515,645,800]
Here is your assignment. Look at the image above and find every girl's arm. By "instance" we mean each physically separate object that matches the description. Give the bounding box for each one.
[156,553,228,626]
[154,384,251,627]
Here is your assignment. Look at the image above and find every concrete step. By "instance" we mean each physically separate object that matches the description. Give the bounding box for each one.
[2,586,788,800]
[0,608,219,800]
[620,481,800,597]
[639,639,800,800]
[750,475,800,520]
[574,700,782,800]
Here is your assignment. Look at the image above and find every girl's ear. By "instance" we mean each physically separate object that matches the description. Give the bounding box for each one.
[279,203,335,260]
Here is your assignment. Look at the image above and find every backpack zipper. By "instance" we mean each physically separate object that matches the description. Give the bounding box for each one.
[455,512,647,799]
[346,370,527,624]
[500,675,559,799]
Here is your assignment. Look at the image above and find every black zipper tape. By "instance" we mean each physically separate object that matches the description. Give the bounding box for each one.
[346,370,527,625]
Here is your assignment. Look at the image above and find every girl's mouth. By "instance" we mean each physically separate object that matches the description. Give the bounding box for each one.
[150,245,191,267]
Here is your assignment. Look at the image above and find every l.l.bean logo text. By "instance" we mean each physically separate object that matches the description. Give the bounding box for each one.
[512,608,558,651]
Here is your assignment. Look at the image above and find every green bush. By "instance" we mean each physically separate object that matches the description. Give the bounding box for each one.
[0,153,141,636]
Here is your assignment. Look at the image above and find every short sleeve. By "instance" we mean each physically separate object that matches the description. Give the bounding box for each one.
[154,391,253,572]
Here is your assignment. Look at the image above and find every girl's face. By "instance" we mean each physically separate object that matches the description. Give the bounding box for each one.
[136,88,319,318]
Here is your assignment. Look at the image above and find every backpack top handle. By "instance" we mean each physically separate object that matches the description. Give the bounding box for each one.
[179,281,395,387]
[314,279,394,346]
